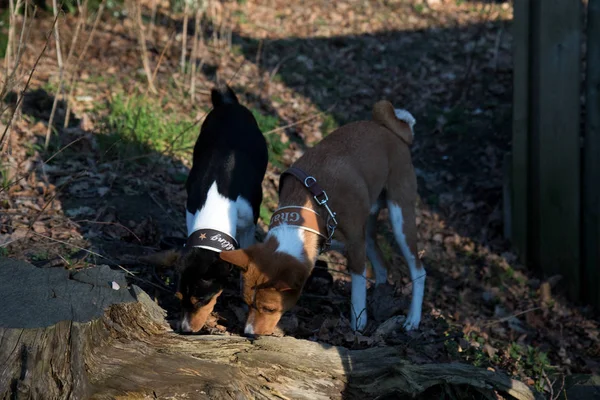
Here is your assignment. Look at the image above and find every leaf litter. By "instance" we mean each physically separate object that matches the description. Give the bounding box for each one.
[0,1,597,397]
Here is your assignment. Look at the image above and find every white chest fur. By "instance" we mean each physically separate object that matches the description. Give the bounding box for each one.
[267,225,306,261]
[186,181,254,246]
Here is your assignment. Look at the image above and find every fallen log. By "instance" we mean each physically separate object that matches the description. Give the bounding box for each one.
[0,258,541,400]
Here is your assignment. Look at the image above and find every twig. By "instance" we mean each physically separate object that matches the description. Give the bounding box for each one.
[1,1,36,109]
[167,45,247,155]
[74,220,142,243]
[452,2,494,105]
[482,307,541,328]
[227,58,247,87]
[263,105,336,136]
[64,0,106,128]
[542,370,554,400]
[130,0,157,94]
[27,170,88,232]
[165,110,209,155]
[0,136,83,194]
[47,0,87,148]
[147,30,176,96]
[29,231,173,293]
[43,136,83,164]
[180,0,189,75]
[190,6,202,99]
[1,0,25,153]
[45,0,65,149]
[0,5,61,148]
[492,27,503,72]
[148,0,158,39]
[148,192,186,236]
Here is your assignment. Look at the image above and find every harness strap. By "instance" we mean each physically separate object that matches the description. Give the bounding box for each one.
[280,166,327,201]
[269,206,327,239]
[278,166,339,249]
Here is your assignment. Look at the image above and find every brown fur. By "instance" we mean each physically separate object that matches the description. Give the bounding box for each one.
[184,290,222,332]
[372,100,414,145]
[221,102,424,335]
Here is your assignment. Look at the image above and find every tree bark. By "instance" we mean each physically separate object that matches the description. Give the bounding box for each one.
[0,258,541,400]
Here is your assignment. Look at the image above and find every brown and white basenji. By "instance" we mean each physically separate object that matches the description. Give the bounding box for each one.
[219,100,426,336]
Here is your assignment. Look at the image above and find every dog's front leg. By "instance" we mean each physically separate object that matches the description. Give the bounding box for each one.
[350,269,368,332]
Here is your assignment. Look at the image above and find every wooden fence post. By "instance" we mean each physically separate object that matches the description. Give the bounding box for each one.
[584,0,600,308]
[511,0,531,263]
[530,0,582,297]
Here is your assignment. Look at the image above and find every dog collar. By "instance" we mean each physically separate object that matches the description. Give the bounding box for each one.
[186,228,239,252]
[269,206,327,239]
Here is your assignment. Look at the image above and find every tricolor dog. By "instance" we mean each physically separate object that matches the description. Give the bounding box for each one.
[220,100,425,335]
[143,85,268,333]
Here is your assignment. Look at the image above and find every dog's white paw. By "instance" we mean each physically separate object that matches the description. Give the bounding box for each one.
[403,312,421,331]
[350,309,368,332]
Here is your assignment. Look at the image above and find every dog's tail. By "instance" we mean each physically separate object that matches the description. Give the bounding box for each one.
[211,84,239,108]
[372,100,416,145]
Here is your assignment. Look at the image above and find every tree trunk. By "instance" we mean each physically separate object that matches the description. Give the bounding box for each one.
[0,258,540,400]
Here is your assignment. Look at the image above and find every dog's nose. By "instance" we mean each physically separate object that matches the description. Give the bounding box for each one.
[180,317,193,333]
[243,323,256,339]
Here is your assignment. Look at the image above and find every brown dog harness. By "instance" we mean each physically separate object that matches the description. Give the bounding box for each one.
[269,166,338,249]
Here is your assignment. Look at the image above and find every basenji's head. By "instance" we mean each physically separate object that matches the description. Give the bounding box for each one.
[220,240,310,336]
[140,247,232,333]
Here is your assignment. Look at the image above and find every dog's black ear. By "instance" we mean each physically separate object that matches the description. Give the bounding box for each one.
[211,84,239,107]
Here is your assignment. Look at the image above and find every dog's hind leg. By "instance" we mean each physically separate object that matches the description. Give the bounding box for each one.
[366,204,389,285]
[346,240,369,332]
[386,199,425,331]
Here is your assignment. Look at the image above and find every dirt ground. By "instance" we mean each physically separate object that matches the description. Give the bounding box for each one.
[1,0,598,398]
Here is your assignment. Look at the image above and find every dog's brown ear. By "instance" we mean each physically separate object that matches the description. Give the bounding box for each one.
[273,266,309,292]
[139,249,181,267]
[272,280,294,292]
[219,249,250,272]
[372,100,415,145]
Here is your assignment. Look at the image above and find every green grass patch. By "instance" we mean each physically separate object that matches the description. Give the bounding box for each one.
[0,8,10,59]
[251,108,289,168]
[508,343,553,392]
[0,163,11,191]
[320,113,338,136]
[99,94,194,163]
[260,204,273,226]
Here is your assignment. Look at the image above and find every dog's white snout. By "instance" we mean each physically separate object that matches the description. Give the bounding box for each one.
[180,315,192,333]
[244,324,254,335]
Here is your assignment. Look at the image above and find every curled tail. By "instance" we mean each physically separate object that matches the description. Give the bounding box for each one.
[211,84,239,108]
[372,100,416,145]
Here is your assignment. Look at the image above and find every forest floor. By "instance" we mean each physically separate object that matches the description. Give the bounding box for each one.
[1,1,598,398]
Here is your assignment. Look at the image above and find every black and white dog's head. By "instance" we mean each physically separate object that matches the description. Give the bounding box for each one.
[142,84,268,333]
[174,247,233,333]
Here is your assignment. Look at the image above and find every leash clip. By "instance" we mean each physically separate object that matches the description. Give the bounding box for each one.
[298,172,338,249]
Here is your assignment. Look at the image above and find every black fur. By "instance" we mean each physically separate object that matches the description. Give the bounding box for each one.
[179,85,268,313]
[186,86,268,221]
[177,248,232,308]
